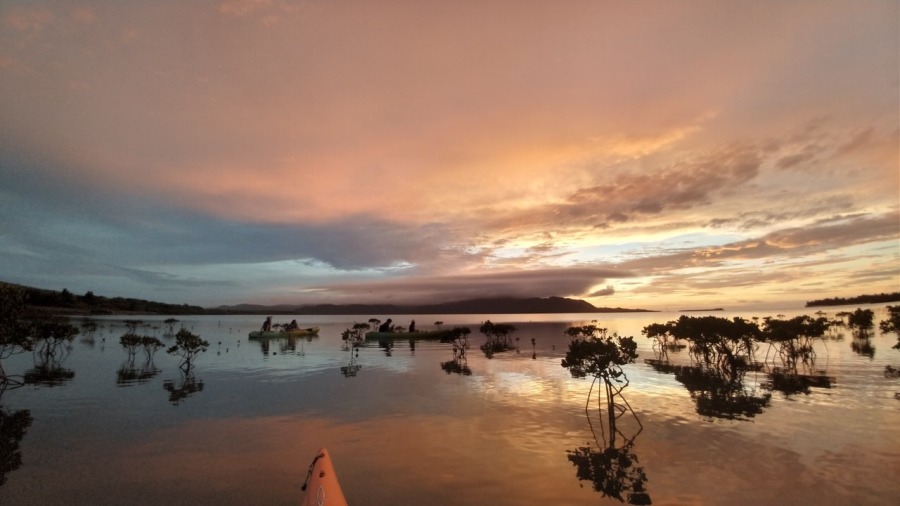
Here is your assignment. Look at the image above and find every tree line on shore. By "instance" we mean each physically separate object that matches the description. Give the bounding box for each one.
[0,282,206,315]
[806,292,900,307]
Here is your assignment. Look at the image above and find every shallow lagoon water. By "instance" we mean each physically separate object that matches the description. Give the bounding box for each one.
[1,307,898,505]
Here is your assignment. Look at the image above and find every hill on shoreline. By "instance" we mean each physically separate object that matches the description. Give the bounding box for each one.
[214,296,655,315]
[1,282,653,315]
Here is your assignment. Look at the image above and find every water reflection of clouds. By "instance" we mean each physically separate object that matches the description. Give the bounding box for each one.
[3,312,899,504]
[19,414,592,505]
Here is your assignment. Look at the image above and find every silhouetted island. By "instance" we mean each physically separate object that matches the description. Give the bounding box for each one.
[806,292,900,307]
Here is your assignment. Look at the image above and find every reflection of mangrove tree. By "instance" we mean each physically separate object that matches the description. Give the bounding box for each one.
[562,325,649,504]
[644,316,771,420]
[117,361,161,386]
[0,402,33,487]
[647,360,770,420]
[441,327,472,376]
[341,346,362,378]
[163,369,204,405]
[479,321,517,358]
[117,333,164,386]
[79,318,99,344]
[645,314,844,415]
[568,439,650,505]
[24,317,78,387]
[251,335,312,356]
[163,318,179,335]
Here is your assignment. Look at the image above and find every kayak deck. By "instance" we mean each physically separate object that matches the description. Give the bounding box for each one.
[300,447,348,506]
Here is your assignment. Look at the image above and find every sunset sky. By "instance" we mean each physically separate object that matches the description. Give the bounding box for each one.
[1,0,897,311]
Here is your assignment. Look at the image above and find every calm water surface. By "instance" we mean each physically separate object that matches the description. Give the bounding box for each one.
[1,307,898,505]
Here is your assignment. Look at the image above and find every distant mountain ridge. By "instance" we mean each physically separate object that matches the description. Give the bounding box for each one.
[214,296,654,315]
[1,281,652,315]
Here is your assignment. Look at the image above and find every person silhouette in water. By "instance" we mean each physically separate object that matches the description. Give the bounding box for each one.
[378,318,393,332]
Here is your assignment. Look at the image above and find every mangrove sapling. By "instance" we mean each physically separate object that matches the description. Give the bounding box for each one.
[123,319,143,334]
[163,318,179,335]
[0,285,33,386]
[22,318,78,387]
[31,317,78,366]
[80,318,98,343]
[141,336,164,362]
[642,322,683,361]
[479,320,517,358]
[760,316,830,369]
[845,308,877,358]
[120,333,142,362]
[847,308,875,338]
[341,323,370,350]
[879,306,900,350]
[561,325,640,446]
[441,327,473,375]
[167,329,209,370]
[662,316,761,370]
